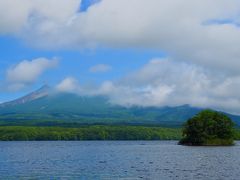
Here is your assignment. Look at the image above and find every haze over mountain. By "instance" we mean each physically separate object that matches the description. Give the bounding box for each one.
[0,85,239,127]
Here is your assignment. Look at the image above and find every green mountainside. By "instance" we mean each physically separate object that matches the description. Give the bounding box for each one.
[0,86,240,127]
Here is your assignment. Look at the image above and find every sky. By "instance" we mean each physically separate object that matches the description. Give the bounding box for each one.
[1,0,240,114]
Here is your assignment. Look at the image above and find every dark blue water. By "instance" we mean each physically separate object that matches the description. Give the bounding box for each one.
[0,141,239,179]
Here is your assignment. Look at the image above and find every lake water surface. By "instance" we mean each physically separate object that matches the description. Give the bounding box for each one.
[0,141,239,179]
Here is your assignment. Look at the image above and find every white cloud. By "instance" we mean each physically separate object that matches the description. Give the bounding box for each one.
[112,58,240,114]
[56,77,80,93]
[89,64,112,73]
[0,0,80,34]
[56,58,240,115]
[6,57,58,90]
[56,77,108,95]
[0,1,240,73]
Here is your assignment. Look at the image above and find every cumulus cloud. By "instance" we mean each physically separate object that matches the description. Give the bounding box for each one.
[93,59,211,107]
[6,57,58,91]
[56,58,240,115]
[56,77,107,95]
[112,59,240,114]
[0,0,80,34]
[56,77,80,93]
[89,64,112,73]
[0,1,240,73]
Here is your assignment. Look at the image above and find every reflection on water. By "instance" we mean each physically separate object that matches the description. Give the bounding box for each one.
[0,141,239,179]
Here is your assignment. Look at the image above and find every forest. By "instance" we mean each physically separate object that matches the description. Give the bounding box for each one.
[0,125,240,141]
[0,125,181,141]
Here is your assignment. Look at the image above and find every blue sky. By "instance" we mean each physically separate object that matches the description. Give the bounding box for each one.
[80,0,101,11]
[0,35,165,102]
[0,0,166,101]
[0,0,240,114]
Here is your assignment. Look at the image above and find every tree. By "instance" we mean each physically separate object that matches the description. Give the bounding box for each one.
[179,110,235,146]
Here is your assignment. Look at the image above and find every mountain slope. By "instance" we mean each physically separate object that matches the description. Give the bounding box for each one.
[0,85,49,107]
[0,86,239,127]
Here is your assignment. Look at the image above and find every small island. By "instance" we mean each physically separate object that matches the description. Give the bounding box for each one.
[179,110,235,146]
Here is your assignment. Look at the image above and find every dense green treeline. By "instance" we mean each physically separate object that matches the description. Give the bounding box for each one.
[0,126,182,141]
[0,125,239,141]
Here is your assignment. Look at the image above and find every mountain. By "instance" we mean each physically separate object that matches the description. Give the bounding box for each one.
[0,85,49,107]
[0,85,240,127]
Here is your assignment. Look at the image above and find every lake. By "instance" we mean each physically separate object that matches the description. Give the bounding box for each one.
[0,141,239,179]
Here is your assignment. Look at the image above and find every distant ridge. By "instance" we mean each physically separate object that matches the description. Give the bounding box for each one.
[0,85,50,107]
[0,85,239,127]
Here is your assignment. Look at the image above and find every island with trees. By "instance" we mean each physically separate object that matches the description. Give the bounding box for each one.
[179,110,235,146]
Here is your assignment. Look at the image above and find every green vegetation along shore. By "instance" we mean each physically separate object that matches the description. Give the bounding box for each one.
[0,125,240,141]
[0,126,181,141]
